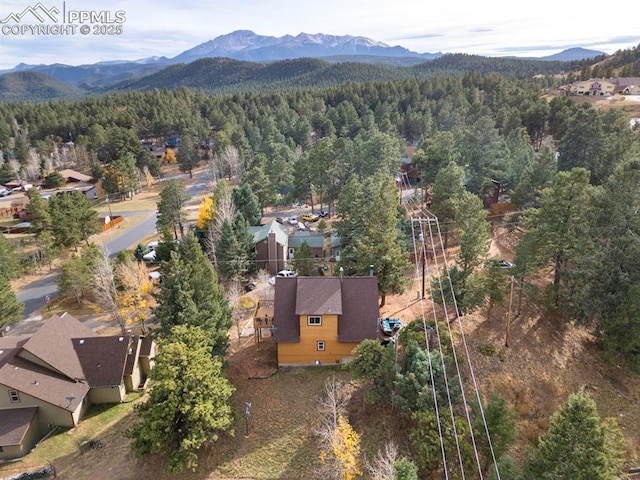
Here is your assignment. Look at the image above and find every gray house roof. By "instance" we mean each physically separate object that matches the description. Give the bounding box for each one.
[274,276,379,343]
[73,336,131,388]
[249,220,289,246]
[20,312,98,381]
[0,337,89,413]
[0,407,38,447]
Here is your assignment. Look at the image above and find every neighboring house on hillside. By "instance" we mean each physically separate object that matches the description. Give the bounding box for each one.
[0,313,156,460]
[617,77,640,95]
[56,169,100,200]
[57,169,93,184]
[288,232,325,261]
[329,233,341,262]
[400,157,420,185]
[273,276,379,366]
[249,220,289,275]
[569,79,616,96]
[566,77,640,97]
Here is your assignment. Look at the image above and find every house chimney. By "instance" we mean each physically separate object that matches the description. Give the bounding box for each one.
[369,265,374,277]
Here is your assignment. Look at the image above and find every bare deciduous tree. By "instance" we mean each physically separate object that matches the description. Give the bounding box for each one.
[365,441,399,480]
[315,376,353,450]
[315,376,357,480]
[255,269,272,300]
[225,281,243,344]
[202,185,236,266]
[220,145,241,180]
[92,246,127,334]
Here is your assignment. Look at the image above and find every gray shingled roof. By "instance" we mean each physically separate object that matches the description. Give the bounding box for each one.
[21,313,98,381]
[295,278,343,315]
[139,336,154,357]
[338,277,379,342]
[73,336,131,387]
[0,342,89,413]
[274,277,379,344]
[273,277,299,342]
[0,407,38,447]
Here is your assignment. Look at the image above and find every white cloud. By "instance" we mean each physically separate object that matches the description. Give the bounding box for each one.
[0,0,638,68]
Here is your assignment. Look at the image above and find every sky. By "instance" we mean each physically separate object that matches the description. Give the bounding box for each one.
[0,0,639,70]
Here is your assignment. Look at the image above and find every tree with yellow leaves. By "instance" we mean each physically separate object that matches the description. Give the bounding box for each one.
[161,149,177,165]
[115,258,155,334]
[197,196,215,229]
[316,377,362,480]
[331,415,362,480]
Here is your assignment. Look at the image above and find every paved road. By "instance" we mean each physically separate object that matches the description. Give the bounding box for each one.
[13,169,210,320]
[15,271,60,320]
[103,211,157,257]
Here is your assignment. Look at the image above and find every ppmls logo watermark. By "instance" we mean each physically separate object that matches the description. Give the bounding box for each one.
[1,2,126,36]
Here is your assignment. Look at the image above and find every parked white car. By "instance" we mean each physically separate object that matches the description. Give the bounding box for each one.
[0,187,10,197]
[268,270,298,285]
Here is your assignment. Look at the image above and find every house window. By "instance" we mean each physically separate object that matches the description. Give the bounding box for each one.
[317,341,325,351]
[8,390,20,403]
[308,316,322,326]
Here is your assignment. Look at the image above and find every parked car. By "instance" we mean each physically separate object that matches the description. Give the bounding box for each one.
[302,213,319,222]
[297,222,306,231]
[318,210,329,218]
[287,217,298,226]
[268,269,298,286]
[275,217,283,224]
[0,187,11,197]
[500,260,514,269]
[142,250,158,263]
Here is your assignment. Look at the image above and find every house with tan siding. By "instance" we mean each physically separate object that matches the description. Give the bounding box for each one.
[273,276,379,366]
[0,312,156,460]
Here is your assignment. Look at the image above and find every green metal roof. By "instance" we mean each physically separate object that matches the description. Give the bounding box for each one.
[248,220,289,246]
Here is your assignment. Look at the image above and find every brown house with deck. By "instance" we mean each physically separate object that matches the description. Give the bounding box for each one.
[273,276,379,366]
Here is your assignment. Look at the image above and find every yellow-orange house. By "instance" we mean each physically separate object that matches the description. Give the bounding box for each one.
[273,276,379,366]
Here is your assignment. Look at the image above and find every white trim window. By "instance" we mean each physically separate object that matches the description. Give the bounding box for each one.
[308,316,322,326]
[317,341,326,351]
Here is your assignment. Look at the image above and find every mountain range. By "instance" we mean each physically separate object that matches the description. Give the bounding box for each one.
[0,30,610,101]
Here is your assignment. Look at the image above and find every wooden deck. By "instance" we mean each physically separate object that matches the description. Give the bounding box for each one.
[253,300,274,343]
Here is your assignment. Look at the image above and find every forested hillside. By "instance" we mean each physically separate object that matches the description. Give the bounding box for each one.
[0,71,85,102]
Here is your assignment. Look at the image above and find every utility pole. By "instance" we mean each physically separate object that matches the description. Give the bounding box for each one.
[505,275,515,347]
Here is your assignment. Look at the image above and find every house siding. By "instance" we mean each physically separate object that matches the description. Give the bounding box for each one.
[0,410,41,461]
[0,387,77,428]
[88,384,126,404]
[0,444,25,461]
[124,366,142,392]
[276,314,358,365]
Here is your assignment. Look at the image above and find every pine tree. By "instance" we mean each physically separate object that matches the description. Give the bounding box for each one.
[523,389,625,480]
[154,234,232,356]
[215,219,246,281]
[0,234,18,279]
[232,182,261,226]
[0,276,23,329]
[157,179,189,240]
[291,241,315,276]
[126,325,235,473]
[25,188,52,233]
